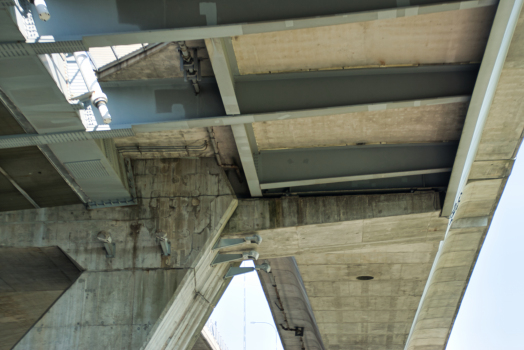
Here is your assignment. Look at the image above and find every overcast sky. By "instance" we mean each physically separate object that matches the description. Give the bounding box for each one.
[210,148,524,350]
[210,260,284,350]
[446,147,524,350]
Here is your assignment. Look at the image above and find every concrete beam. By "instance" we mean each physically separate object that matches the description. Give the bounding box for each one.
[231,124,263,197]
[442,0,522,216]
[406,2,524,348]
[257,257,325,350]
[206,38,262,197]
[221,192,448,259]
[6,1,496,48]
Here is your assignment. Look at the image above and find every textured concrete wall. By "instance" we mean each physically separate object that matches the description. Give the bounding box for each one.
[232,6,495,74]
[252,103,468,150]
[405,6,524,349]
[0,158,237,350]
[221,192,449,350]
[223,192,446,258]
[0,247,81,350]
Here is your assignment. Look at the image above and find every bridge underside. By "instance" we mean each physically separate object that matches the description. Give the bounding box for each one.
[0,1,523,350]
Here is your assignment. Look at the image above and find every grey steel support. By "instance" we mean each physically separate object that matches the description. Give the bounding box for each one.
[206,38,239,115]
[96,65,473,127]
[10,1,495,48]
[223,263,271,279]
[211,250,260,266]
[0,42,88,59]
[260,168,453,190]
[206,38,262,197]
[256,143,458,193]
[133,96,470,133]
[0,129,135,150]
[74,52,112,123]
[0,89,90,204]
[0,166,40,208]
[213,234,262,250]
[234,65,478,114]
[33,0,50,22]
[97,65,475,128]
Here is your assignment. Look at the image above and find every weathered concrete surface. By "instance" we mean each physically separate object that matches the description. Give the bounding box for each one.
[192,327,221,350]
[222,192,448,350]
[222,192,447,258]
[297,240,441,350]
[232,7,495,74]
[257,257,325,350]
[405,6,524,350]
[0,159,237,350]
[98,42,214,81]
[0,247,81,350]
[252,103,468,150]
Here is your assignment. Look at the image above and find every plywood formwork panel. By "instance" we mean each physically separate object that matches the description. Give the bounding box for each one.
[232,7,496,75]
[253,103,468,150]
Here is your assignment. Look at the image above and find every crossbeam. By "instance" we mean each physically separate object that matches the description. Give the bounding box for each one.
[221,192,448,258]
[3,0,496,49]
[206,37,263,197]
[98,65,476,128]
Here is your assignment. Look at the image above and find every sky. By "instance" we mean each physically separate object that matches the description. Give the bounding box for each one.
[210,260,284,350]
[446,146,524,350]
[210,148,524,350]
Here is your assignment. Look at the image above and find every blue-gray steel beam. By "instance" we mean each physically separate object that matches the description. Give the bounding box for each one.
[256,143,458,193]
[206,37,263,197]
[99,65,477,127]
[133,95,470,133]
[235,65,479,114]
[0,1,495,50]
[0,88,91,203]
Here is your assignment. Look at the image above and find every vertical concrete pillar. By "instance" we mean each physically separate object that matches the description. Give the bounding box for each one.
[0,159,237,350]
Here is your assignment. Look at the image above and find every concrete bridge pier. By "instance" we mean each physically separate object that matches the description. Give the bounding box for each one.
[0,158,237,350]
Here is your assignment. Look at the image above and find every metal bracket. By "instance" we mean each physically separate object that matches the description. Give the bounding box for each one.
[157,232,171,256]
[97,231,115,258]
[213,234,262,250]
[211,250,259,267]
[179,48,201,82]
[280,324,305,337]
[223,262,271,279]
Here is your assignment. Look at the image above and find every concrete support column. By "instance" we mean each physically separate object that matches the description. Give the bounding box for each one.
[0,158,237,350]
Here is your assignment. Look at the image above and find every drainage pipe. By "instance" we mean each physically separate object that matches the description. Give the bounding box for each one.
[74,51,112,124]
